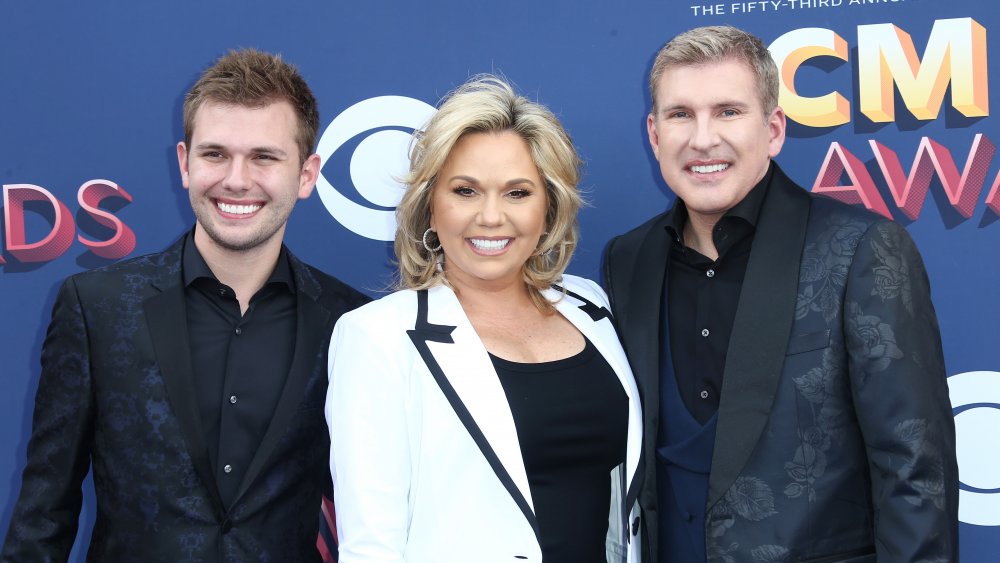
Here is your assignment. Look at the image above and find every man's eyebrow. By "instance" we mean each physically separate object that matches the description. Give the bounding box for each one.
[662,100,751,110]
[192,143,289,158]
[653,104,687,119]
[656,104,688,117]
[193,142,225,151]
[251,146,289,158]
[656,100,753,117]
[713,100,752,110]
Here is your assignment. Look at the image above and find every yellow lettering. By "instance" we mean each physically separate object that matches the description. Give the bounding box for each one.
[857,18,988,122]
[770,28,851,127]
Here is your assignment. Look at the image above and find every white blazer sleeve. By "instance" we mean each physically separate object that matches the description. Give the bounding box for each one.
[326,309,411,563]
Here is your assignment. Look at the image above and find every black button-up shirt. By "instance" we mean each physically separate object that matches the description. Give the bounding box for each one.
[664,165,773,424]
[182,232,297,506]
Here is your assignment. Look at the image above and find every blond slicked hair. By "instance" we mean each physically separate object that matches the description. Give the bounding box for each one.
[649,25,779,117]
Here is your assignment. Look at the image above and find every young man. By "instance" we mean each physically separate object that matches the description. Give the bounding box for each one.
[3,49,368,561]
[605,26,958,562]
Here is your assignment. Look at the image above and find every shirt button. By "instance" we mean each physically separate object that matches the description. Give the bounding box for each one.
[701,328,710,337]
[229,395,238,404]
[223,464,233,474]
[700,390,710,399]
[218,288,226,297]
[706,269,715,278]
[235,327,242,336]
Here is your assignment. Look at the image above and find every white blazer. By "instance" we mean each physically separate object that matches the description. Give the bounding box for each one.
[326,275,642,563]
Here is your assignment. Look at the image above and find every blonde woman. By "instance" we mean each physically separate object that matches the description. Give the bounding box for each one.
[326,75,641,563]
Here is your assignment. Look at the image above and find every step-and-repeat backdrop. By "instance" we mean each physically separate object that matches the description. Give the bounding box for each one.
[2,1,996,559]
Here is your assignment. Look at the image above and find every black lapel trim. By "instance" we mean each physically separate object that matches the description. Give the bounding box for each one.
[707,167,812,509]
[236,260,331,503]
[406,289,542,545]
[556,285,613,322]
[145,281,226,519]
[628,453,645,531]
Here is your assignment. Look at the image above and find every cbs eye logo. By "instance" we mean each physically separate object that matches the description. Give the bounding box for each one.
[949,370,1000,526]
[315,96,437,241]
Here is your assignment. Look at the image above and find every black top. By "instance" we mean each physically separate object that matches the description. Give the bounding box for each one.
[491,338,628,563]
[183,231,297,506]
[662,164,773,424]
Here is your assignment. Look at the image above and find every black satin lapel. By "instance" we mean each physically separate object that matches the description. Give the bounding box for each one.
[144,286,226,518]
[236,291,331,501]
[628,223,671,510]
[611,227,670,547]
[627,226,671,405]
[707,172,811,509]
[406,290,542,546]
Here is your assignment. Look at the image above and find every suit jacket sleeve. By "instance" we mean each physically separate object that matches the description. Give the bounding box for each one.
[603,237,622,320]
[2,277,96,561]
[844,221,959,561]
[326,307,410,563]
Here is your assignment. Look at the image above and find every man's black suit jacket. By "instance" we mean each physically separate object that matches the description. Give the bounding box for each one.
[605,165,958,562]
[2,235,369,561]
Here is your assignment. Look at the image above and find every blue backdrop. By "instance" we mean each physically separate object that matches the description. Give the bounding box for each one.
[2,1,997,560]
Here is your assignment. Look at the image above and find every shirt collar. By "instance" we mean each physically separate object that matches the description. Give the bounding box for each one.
[181,229,295,293]
[663,161,775,244]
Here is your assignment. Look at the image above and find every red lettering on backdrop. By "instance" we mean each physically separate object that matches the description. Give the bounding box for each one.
[77,180,136,259]
[3,184,75,263]
[987,169,1000,215]
[813,135,1000,220]
[870,134,995,219]
[812,142,893,219]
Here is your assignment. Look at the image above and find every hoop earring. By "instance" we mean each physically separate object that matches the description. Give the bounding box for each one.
[422,228,442,252]
[532,232,550,257]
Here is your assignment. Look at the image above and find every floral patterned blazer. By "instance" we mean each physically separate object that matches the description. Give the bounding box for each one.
[2,235,369,561]
[604,163,958,563]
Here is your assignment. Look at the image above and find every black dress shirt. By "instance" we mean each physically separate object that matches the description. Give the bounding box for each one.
[182,232,297,506]
[663,165,773,424]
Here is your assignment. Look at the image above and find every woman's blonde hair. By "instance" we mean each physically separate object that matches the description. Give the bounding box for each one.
[395,74,583,312]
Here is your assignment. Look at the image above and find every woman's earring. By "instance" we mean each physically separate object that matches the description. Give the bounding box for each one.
[533,232,550,257]
[422,228,442,252]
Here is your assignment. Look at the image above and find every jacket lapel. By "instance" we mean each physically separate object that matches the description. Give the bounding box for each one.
[407,286,541,544]
[707,167,811,509]
[620,216,671,531]
[622,220,672,400]
[143,238,226,519]
[236,254,331,502]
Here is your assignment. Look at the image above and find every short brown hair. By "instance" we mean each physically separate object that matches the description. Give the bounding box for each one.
[183,48,319,163]
[649,25,778,115]
[395,74,583,312]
